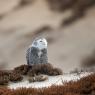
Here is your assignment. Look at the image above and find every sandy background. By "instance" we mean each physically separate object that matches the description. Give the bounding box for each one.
[0,0,95,72]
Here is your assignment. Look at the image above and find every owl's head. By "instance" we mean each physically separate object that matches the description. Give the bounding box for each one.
[31,37,47,49]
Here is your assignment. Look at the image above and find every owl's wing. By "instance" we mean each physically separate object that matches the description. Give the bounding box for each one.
[26,47,31,64]
[26,47,40,65]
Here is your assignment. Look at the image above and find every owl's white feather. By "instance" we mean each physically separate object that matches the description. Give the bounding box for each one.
[26,37,48,65]
[30,38,47,50]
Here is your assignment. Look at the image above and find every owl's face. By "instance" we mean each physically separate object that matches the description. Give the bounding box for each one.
[31,38,47,49]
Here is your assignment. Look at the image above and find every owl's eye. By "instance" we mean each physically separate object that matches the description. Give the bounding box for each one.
[40,40,42,42]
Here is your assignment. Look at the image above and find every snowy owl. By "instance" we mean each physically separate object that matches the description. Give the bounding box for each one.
[26,37,48,65]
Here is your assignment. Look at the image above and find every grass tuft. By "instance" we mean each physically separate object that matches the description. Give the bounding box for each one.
[0,63,62,85]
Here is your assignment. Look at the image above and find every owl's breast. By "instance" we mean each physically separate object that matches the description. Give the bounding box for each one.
[38,50,42,57]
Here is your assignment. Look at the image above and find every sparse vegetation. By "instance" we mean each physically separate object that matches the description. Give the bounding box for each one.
[0,63,62,85]
[27,63,63,76]
[0,73,95,95]
[9,72,23,82]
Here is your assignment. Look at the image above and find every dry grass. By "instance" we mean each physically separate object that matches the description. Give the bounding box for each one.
[0,63,62,85]
[1,73,95,95]
[14,65,29,75]
[9,72,23,82]
[28,63,63,76]
[0,70,10,85]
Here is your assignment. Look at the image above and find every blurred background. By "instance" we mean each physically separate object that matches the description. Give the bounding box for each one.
[0,0,95,72]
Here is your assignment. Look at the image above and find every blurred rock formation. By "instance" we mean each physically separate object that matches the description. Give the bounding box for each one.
[0,0,95,72]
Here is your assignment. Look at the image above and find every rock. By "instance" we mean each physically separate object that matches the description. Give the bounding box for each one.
[28,74,48,82]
